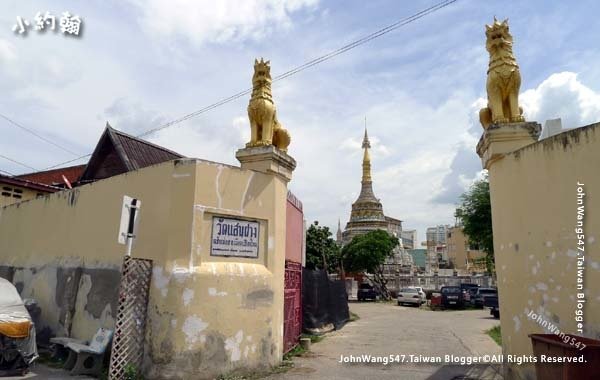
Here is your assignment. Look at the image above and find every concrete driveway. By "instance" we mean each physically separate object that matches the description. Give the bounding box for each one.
[270,302,503,380]
[1,364,93,380]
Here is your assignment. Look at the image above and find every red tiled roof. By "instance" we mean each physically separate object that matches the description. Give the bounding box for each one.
[0,174,59,193]
[16,165,86,187]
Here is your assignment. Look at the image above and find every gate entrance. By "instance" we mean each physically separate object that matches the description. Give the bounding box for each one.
[283,191,304,353]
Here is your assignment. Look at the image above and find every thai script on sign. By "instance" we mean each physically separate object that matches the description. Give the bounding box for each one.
[211,217,259,258]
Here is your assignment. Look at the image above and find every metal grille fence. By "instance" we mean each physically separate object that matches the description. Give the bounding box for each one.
[108,256,153,379]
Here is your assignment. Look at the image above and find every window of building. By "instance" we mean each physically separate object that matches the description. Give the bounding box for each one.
[1,186,24,199]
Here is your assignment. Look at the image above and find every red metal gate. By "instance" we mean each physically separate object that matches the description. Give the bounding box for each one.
[284,191,304,353]
[284,260,302,353]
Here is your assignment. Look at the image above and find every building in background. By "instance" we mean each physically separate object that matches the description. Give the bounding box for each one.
[426,225,449,244]
[341,128,413,272]
[425,224,450,272]
[1,124,183,208]
[1,165,85,207]
[446,225,486,273]
[401,229,417,250]
[0,174,56,207]
[539,118,564,140]
[342,129,396,243]
[407,248,427,271]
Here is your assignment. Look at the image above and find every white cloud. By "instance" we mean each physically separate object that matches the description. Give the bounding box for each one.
[520,72,600,129]
[0,38,16,62]
[433,71,600,209]
[102,98,168,135]
[128,0,319,46]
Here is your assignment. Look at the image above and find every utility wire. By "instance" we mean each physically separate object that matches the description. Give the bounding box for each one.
[45,0,457,170]
[0,153,38,171]
[0,113,80,156]
[138,0,456,138]
[0,168,15,176]
[44,153,91,170]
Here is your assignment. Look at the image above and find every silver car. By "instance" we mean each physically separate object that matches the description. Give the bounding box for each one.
[397,287,423,306]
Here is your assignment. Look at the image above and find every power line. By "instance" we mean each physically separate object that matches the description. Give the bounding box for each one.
[138,0,457,138]
[44,153,91,170]
[0,153,38,171]
[0,113,80,156]
[45,0,457,169]
[0,168,15,176]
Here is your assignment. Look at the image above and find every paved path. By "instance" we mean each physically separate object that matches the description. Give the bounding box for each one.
[2,363,93,380]
[270,302,503,380]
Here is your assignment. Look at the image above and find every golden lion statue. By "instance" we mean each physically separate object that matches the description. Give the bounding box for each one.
[479,18,525,129]
[246,58,290,152]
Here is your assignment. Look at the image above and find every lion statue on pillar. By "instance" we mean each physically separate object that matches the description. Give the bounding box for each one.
[479,18,525,129]
[246,58,291,152]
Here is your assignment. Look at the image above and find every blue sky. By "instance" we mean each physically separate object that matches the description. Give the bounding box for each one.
[2,0,600,243]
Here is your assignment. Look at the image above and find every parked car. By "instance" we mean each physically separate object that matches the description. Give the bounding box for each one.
[460,283,479,302]
[397,287,422,306]
[485,294,500,318]
[412,286,427,304]
[0,278,38,376]
[464,287,478,303]
[471,287,498,308]
[440,286,464,308]
[357,283,379,301]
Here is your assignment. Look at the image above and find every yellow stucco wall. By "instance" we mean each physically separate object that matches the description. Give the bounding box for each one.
[0,183,43,207]
[0,157,288,379]
[487,124,600,380]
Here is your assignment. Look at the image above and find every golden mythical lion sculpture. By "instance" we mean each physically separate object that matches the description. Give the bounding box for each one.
[479,18,525,129]
[246,58,290,152]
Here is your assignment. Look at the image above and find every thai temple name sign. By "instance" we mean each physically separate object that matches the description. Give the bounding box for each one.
[211,217,260,258]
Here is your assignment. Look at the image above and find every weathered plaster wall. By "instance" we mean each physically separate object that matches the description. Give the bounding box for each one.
[144,161,289,379]
[488,124,600,380]
[0,158,288,379]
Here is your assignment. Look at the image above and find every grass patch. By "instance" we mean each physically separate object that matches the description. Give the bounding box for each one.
[301,333,324,344]
[36,352,65,369]
[283,344,307,361]
[487,325,502,346]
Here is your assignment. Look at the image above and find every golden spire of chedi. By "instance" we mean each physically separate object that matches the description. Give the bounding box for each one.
[362,127,372,183]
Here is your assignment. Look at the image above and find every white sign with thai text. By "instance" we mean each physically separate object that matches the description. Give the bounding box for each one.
[211,217,259,258]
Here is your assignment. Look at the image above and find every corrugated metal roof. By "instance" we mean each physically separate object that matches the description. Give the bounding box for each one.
[110,128,183,170]
[78,125,185,182]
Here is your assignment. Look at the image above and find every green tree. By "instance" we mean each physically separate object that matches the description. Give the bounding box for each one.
[458,175,494,273]
[342,229,399,300]
[305,221,340,272]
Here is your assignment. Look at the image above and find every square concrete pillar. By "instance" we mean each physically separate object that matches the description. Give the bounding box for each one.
[236,145,297,183]
[476,122,542,170]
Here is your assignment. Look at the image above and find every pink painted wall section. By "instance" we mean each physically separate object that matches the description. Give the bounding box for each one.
[285,191,303,263]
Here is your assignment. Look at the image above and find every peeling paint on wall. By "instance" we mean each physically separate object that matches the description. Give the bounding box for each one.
[208,288,227,297]
[152,266,170,297]
[182,289,194,306]
[513,316,521,332]
[225,330,244,362]
[182,315,208,347]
